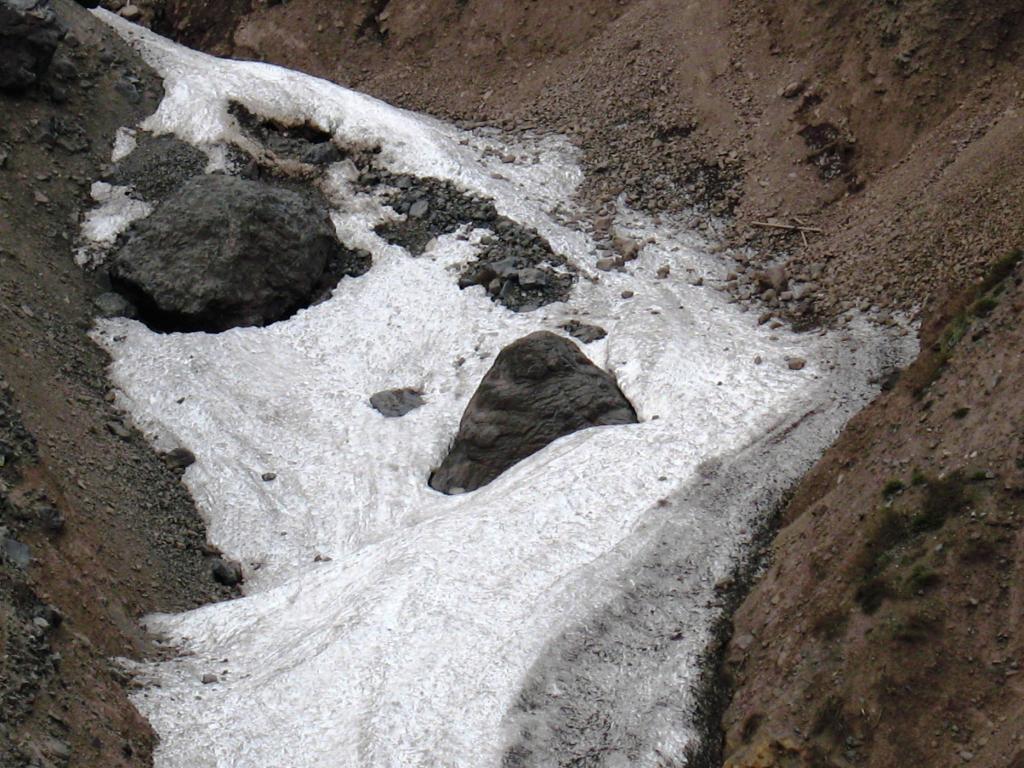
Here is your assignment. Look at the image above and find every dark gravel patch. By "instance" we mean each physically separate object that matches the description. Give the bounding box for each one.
[360,170,577,311]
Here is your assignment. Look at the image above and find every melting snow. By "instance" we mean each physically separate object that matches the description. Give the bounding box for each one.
[88,11,915,768]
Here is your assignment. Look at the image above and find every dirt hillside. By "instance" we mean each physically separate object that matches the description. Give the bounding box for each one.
[0,3,235,766]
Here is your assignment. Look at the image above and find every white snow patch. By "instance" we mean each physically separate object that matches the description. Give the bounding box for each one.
[76,181,153,267]
[111,126,138,162]
[90,11,916,768]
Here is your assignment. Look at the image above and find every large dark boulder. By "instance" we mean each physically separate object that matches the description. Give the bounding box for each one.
[430,331,637,494]
[0,0,65,92]
[109,174,369,332]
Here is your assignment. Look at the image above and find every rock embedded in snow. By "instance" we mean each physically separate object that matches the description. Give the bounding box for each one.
[370,388,426,418]
[561,320,607,344]
[106,133,208,202]
[0,0,65,92]
[211,557,243,587]
[369,171,574,310]
[407,199,429,219]
[92,291,136,318]
[163,446,196,470]
[429,331,638,494]
[108,175,370,332]
[229,102,343,166]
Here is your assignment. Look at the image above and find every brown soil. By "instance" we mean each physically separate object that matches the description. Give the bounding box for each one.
[0,3,233,766]
[722,254,1024,766]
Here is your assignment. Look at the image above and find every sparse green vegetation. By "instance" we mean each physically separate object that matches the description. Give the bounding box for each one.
[858,508,910,574]
[854,474,971,613]
[811,608,850,640]
[740,712,763,744]
[970,296,999,318]
[906,564,941,594]
[937,313,971,356]
[911,472,968,533]
[977,249,1023,294]
[811,696,851,741]
[889,609,941,644]
[911,468,928,486]
[959,535,998,564]
[855,576,893,614]
[909,249,1022,398]
[882,478,905,497]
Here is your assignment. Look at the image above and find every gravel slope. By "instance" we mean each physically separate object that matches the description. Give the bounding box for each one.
[0,3,233,766]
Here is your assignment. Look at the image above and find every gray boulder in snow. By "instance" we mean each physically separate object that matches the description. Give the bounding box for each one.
[109,175,367,332]
[0,0,65,92]
[429,331,637,494]
[370,388,426,418]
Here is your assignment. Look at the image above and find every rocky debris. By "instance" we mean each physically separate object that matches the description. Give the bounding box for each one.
[0,388,67,766]
[710,251,823,327]
[106,132,208,202]
[370,387,426,418]
[364,171,576,311]
[458,233,575,311]
[211,557,243,587]
[611,235,641,262]
[0,562,59,763]
[92,291,136,318]
[200,672,218,684]
[460,221,575,311]
[0,3,245,763]
[2,536,31,568]
[366,171,496,255]
[756,264,788,294]
[108,174,371,333]
[780,80,805,99]
[96,0,160,26]
[39,114,90,154]
[36,503,64,533]
[229,102,343,166]
[163,446,195,470]
[561,320,607,344]
[429,331,637,494]
[786,357,807,371]
[0,0,66,92]
[799,122,857,186]
[260,471,276,481]
[106,419,131,439]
